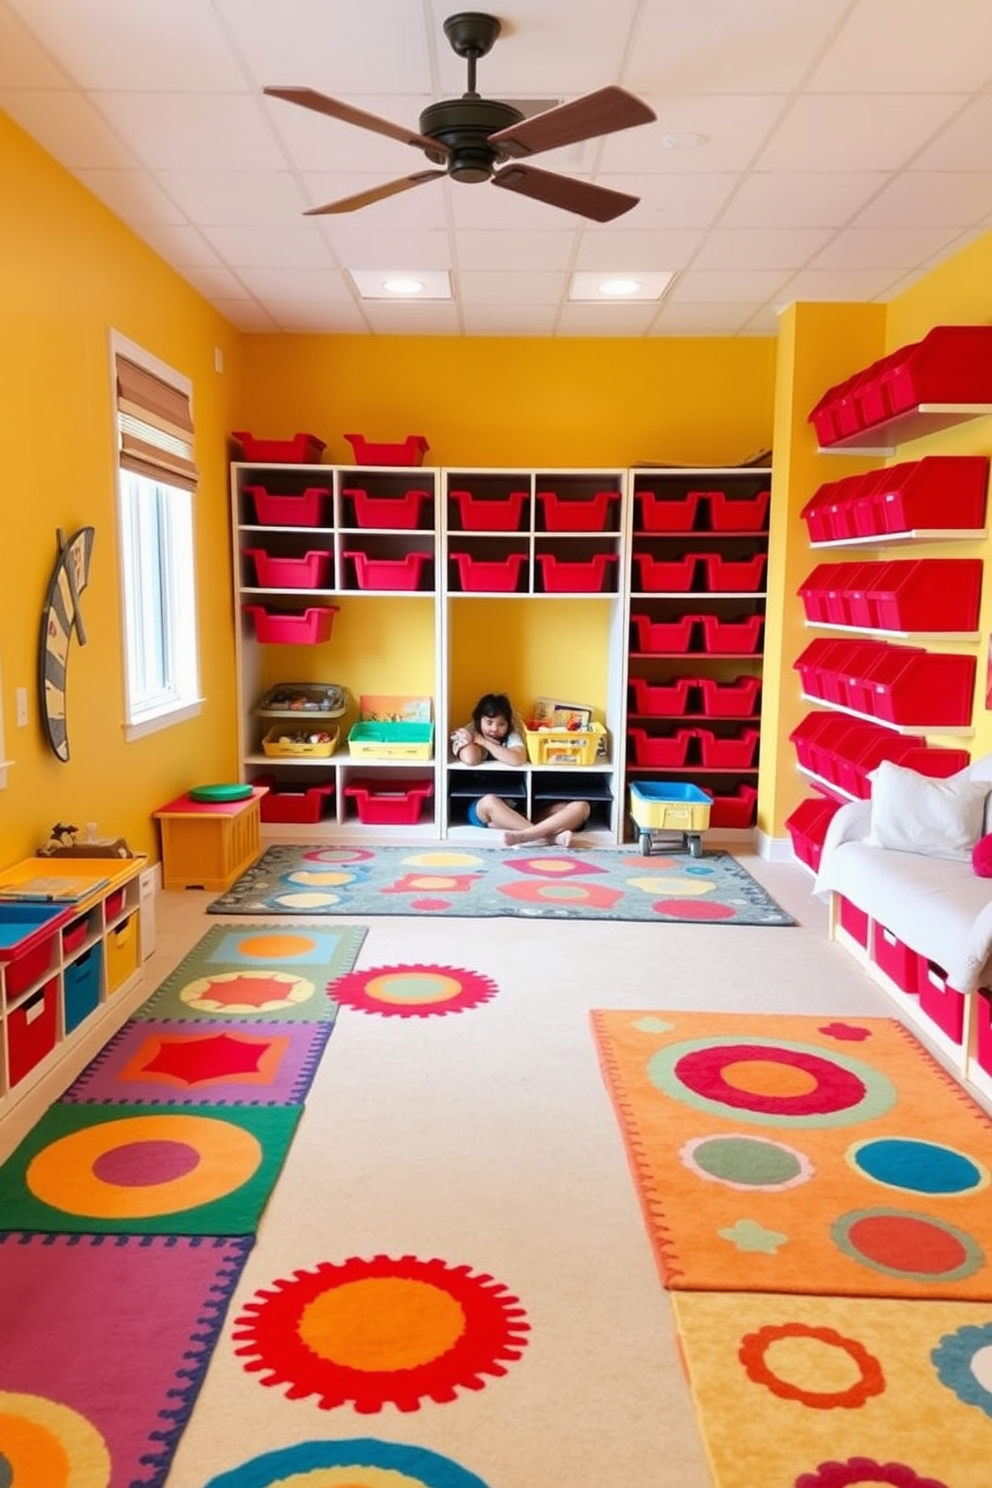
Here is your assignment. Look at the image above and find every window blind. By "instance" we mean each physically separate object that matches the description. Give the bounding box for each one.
[115,355,198,491]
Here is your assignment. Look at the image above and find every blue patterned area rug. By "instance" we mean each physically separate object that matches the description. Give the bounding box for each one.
[208,845,794,925]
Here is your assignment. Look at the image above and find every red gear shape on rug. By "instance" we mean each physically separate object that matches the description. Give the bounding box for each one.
[232,1253,530,1412]
[328,965,498,1018]
[795,1460,949,1488]
[136,1032,279,1085]
[738,1322,884,1409]
[196,974,302,1009]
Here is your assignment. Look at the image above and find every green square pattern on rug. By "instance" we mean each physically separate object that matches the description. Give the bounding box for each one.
[0,1101,301,1234]
[133,921,367,1022]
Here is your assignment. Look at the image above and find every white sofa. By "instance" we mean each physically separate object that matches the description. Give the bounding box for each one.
[814,754,992,996]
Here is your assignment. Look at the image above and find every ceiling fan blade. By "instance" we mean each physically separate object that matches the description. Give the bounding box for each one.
[488,86,655,159]
[492,163,638,223]
[264,87,450,157]
[305,171,445,216]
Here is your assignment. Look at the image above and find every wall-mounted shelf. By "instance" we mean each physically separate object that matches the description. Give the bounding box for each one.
[799,693,974,737]
[818,404,992,455]
[810,529,988,550]
[804,621,980,642]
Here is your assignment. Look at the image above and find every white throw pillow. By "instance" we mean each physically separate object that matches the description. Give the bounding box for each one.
[868,760,991,860]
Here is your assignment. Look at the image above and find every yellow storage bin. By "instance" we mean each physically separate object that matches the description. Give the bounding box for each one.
[262,724,339,758]
[106,911,139,993]
[523,722,606,766]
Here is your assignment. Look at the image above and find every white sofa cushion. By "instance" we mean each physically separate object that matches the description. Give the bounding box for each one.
[867,760,990,861]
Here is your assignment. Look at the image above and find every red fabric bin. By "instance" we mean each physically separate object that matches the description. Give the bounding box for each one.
[707,489,770,532]
[243,549,333,589]
[343,550,432,591]
[245,485,331,527]
[974,991,992,1077]
[699,614,763,654]
[450,489,528,531]
[7,978,58,1085]
[696,727,759,768]
[537,490,619,531]
[233,432,326,463]
[450,552,528,592]
[626,727,694,767]
[697,675,761,717]
[637,490,702,532]
[634,552,699,592]
[872,923,921,995]
[629,676,694,716]
[343,487,432,528]
[838,894,870,947]
[916,959,966,1043]
[536,552,617,592]
[704,783,758,829]
[631,614,697,653]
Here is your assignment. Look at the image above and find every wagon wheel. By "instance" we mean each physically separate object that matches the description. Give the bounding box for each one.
[639,831,652,856]
[688,833,703,858]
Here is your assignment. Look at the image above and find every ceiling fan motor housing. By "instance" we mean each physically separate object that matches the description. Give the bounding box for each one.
[419,97,524,180]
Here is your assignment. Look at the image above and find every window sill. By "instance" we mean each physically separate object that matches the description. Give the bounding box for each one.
[124,698,204,742]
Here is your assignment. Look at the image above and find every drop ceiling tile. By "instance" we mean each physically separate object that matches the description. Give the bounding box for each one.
[913,95,992,170]
[599,95,788,174]
[811,225,962,269]
[325,228,451,270]
[650,301,763,334]
[757,94,964,172]
[76,168,190,225]
[667,269,791,303]
[719,171,889,228]
[556,302,658,335]
[854,171,992,228]
[93,94,285,172]
[178,263,253,299]
[573,228,703,270]
[361,300,461,333]
[301,171,448,227]
[740,305,785,334]
[225,0,434,93]
[200,224,338,270]
[454,270,564,305]
[779,265,908,301]
[131,222,226,267]
[155,170,309,225]
[272,301,370,332]
[0,6,70,86]
[263,92,436,175]
[610,173,740,229]
[0,90,137,169]
[4,0,245,89]
[233,266,355,304]
[627,0,851,94]
[808,0,992,92]
[693,227,833,270]
[210,298,281,332]
[461,306,559,335]
[455,229,575,272]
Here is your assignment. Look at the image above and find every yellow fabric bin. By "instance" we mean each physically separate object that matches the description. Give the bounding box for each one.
[106,912,139,993]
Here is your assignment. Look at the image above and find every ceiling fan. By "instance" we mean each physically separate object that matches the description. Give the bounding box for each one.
[264,11,656,224]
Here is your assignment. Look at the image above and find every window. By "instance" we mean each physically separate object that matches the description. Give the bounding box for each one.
[112,337,202,739]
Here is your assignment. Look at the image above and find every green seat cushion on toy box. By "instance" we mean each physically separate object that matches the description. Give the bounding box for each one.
[188,783,254,803]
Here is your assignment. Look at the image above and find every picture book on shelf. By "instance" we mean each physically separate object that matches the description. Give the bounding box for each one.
[0,875,110,903]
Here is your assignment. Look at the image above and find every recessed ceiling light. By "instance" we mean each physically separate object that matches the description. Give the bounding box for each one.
[660,131,708,150]
[568,271,676,303]
[348,269,452,300]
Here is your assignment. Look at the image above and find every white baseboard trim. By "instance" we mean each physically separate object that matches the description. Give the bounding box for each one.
[756,830,795,863]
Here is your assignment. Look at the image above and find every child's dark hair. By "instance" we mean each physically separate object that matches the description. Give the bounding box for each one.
[472,692,514,729]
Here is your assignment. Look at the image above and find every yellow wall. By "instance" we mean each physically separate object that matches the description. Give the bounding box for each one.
[0,112,243,863]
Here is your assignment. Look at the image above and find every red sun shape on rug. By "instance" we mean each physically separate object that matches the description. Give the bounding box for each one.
[232,1254,530,1412]
[328,965,498,1018]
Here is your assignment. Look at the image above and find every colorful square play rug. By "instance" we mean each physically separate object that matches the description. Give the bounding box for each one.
[0,1101,300,1234]
[671,1290,992,1488]
[592,1010,992,1301]
[0,1232,252,1488]
[208,845,794,925]
[62,1018,332,1105]
[133,921,367,1023]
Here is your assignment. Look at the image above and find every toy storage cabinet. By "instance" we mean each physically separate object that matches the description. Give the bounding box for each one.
[623,468,770,841]
[153,788,265,890]
[0,857,145,1120]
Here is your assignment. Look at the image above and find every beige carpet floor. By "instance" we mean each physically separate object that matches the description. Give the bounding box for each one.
[14,851,946,1488]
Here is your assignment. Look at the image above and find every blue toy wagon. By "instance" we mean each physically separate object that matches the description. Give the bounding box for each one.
[629,781,712,858]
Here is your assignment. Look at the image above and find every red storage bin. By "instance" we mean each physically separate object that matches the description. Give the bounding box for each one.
[842,561,896,628]
[536,552,617,592]
[699,613,763,654]
[633,552,699,592]
[631,614,696,653]
[629,676,694,716]
[808,376,853,447]
[858,646,975,727]
[537,490,619,531]
[254,775,335,824]
[824,477,867,541]
[704,783,758,829]
[344,434,429,466]
[785,797,841,872]
[626,727,694,767]
[233,432,326,463]
[801,483,840,544]
[344,777,434,824]
[697,675,761,717]
[849,470,892,539]
[828,722,898,797]
[637,490,702,532]
[706,489,770,532]
[834,368,877,437]
[869,558,982,633]
[62,916,90,955]
[243,549,333,589]
[343,487,432,529]
[798,563,848,624]
[450,552,528,592]
[343,550,432,591]
[974,990,992,1077]
[794,638,861,704]
[700,553,766,593]
[871,455,989,535]
[105,888,126,920]
[696,726,760,768]
[3,932,58,1000]
[245,485,331,527]
[243,605,338,644]
[450,489,528,531]
[917,959,967,1043]
[894,742,971,780]
[854,350,907,428]
[789,711,846,773]
[879,326,992,416]
[7,978,58,1086]
[838,894,870,947]
[872,923,921,995]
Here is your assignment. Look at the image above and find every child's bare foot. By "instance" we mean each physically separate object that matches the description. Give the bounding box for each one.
[554,830,573,848]
[503,829,526,847]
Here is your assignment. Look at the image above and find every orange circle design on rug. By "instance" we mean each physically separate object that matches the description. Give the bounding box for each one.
[26,1113,262,1218]
[180,971,316,1013]
[330,965,498,1018]
[738,1322,884,1409]
[233,932,319,960]
[498,879,624,910]
[722,1059,818,1099]
[0,1391,111,1487]
[511,855,607,878]
[232,1254,530,1412]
